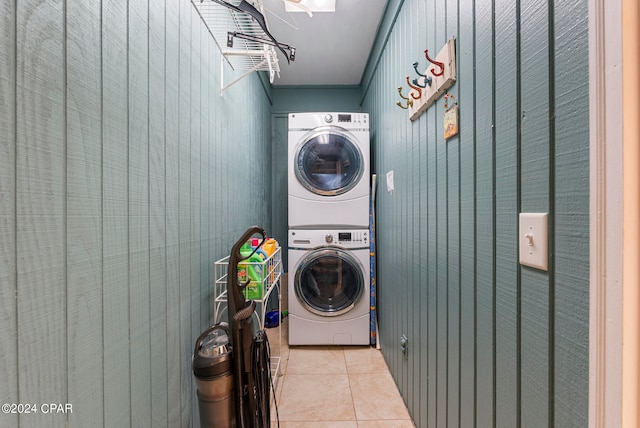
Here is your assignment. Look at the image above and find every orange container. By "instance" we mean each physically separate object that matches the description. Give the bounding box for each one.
[262,239,277,258]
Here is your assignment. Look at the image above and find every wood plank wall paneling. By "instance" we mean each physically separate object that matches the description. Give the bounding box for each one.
[474,0,497,426]
[520,1,552,426]
[436,1,450,424]
[362,0,590,427]
[413,4,431,425]
[1,0,273,425]
[410,2,425,423]
[16,3,67,428]
[457,0,477,427]
[178,0,193,424]
[128,0,152,426]
[272,115,289,269]
[165,1,182,425]
[189,7,202,424]
[445,2,461,428]
[0,1,17,427]
[402,5,411,396]
[552,0,590,426]
[425,3,438,426]
[149,0,168,425]
[66,0,104,426]
[102,0,131,425]
[494,0,519,427]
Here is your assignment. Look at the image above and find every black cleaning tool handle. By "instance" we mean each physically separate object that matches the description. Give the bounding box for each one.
[227,225,267,320]
[230,225,267,262]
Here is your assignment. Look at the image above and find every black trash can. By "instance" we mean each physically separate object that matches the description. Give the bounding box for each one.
[193,324,236,428]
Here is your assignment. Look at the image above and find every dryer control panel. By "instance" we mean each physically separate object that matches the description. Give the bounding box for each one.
[324,113,368,125]
[289,112,369,131]
[289,229,369,249]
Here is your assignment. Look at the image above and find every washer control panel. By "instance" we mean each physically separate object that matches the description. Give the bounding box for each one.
[336,231,368,243]
[290,229,369,248]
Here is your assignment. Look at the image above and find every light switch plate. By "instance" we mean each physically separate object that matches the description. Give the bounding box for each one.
[519,213,548,271]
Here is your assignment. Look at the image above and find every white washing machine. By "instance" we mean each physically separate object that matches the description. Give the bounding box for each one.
[288,112,370,229]
[288,229,370,345]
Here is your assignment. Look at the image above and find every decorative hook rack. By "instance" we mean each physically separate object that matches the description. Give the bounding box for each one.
[402,37,457,121]
[424,49,445,76]
[396,87,414,109]
[412,62,432,88]
[405,76,422,100]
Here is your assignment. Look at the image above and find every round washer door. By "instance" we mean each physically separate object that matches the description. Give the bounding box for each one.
[294,248,365,317]
[294,127,364,196]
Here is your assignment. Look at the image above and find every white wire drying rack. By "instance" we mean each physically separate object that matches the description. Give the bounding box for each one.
[192,0,289,92]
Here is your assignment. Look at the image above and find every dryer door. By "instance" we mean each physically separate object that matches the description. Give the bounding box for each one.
[294,248,365,317]
[294,127,364,196]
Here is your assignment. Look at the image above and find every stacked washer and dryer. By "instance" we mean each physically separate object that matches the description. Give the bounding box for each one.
[287,112,371,345]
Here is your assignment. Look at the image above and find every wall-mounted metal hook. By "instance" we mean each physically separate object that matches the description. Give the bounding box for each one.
[424,49,445,76]
[405,76,422,100]
[396,86,414,109]
[412,62,432,88]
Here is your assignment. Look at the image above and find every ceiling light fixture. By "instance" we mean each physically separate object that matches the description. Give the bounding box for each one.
[284,0,336,13]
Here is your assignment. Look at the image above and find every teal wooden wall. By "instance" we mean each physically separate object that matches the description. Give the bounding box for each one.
[271,86,362,114]
[361,0,590,427]
[0,0,272,427]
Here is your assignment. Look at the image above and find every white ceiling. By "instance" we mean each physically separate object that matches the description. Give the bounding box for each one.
[261,0,388,86]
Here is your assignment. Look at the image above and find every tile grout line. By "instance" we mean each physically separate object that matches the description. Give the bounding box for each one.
[277,347,412,425]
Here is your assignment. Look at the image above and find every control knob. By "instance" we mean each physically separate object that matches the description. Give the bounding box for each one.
[325,234,333,243]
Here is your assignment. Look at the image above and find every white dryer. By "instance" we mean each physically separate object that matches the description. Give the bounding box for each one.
[288,112,370,229]
[288,229,370,345]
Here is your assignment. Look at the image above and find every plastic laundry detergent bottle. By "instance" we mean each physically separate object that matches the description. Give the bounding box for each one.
[262,238,277,258]
[239,242,253,258]
[238,242,263,282]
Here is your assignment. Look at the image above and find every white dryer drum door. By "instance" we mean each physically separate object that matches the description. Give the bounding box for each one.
[295,127,364,196]
[294,248,365,317]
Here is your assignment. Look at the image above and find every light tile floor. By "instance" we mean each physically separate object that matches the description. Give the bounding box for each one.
[267,318,414,427]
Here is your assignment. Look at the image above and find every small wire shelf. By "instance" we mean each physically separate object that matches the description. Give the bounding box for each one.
[213,246,282,326]
[213,246,283,380]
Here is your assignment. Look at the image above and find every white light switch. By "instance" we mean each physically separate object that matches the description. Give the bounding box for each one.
[519,213,548,271]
